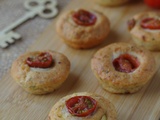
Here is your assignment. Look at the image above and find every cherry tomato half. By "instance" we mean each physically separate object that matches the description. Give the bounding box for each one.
[26,52,53,68]
[144,0,160,8]
[113,54,140,73]
[141,18,160,30]
[72,9,97,26]
[66,96,97,117]
[127,19,136,31]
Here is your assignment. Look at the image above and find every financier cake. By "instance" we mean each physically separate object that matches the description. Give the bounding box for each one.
[48,92,117,120]
[56,9,110,49]
[128,12,160,51]
[94,0,129,6]
[11,50,70,95]
[91,42,156,94]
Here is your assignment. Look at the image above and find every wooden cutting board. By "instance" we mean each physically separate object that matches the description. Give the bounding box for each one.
[1,0,160,120]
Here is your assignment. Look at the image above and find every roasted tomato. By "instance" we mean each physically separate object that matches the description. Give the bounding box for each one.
[66,96,97,117]
[26,52,53,68]
[144,0,160,8]
[141,18,160,30]
[72,9,97,26]
[127,19,136,31]
[113,54,140,73]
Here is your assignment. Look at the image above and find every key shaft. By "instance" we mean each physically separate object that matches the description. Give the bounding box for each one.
[2,11,37,33]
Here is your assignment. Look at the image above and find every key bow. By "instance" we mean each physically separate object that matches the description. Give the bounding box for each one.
[24,0,58,18]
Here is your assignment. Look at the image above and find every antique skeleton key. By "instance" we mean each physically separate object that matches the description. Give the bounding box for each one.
[0,0,58,48]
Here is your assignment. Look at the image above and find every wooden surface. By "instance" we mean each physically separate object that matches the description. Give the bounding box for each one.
[1,0,160,120]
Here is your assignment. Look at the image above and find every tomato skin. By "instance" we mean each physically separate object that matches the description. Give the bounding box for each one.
[72,9,97,26]
[141,18,160,30]
[144,0,160,8]
[26,52,53,68]
[127,19,136,30]
[66,96,97,117]
[113,54,140,73]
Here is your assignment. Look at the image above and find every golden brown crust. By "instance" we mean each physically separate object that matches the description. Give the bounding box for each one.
[48,92,117,120]
[91,42,156,93]
[11,50,70,95]
[94,0,128,6]
[129,12,160,51]
[56,9,110,49]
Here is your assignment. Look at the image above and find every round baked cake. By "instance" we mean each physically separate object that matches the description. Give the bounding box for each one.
[11,50,70,95]
[94,0,129,6]
[56,9,110,49]
[48,92,117,120]
[91,42,156,94]
[128,12,160,51]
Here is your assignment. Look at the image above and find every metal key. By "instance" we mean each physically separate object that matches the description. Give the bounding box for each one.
[0,0,58,48]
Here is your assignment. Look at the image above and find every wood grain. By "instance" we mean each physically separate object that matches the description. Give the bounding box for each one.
[0,0,160,120]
